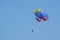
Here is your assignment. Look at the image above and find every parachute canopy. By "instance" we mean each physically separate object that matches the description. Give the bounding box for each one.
[34,9,48,22]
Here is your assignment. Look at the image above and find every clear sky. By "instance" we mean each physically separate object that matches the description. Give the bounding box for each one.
[0,0,60,40]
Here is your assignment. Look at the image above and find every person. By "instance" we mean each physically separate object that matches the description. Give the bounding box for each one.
[32,29,34,33]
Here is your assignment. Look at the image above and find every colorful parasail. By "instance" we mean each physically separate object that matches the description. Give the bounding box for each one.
[34,9,48,22]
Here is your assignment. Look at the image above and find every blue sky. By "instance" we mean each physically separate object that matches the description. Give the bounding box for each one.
[0,0,60,40]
